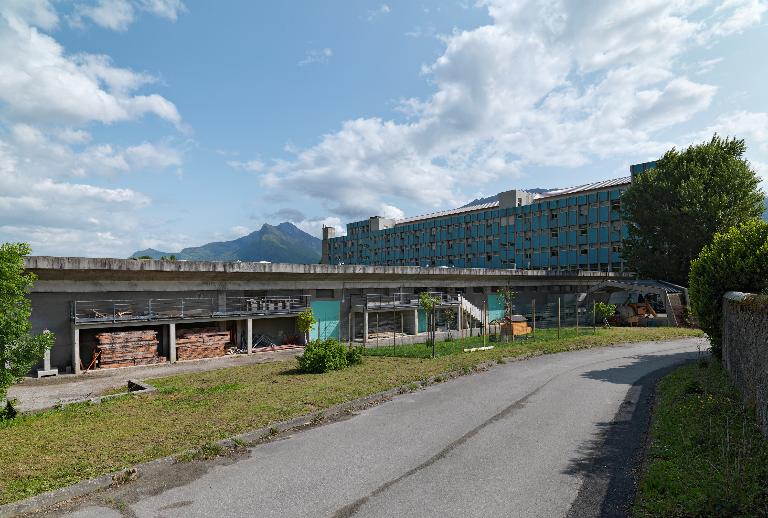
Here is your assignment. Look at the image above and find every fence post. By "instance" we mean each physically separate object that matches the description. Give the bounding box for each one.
[575,299,579,335]
[593,299,597,334]
[482,299,487,348]
[376,312,379,348]
[532,299,536,340]
[557,297,561,339]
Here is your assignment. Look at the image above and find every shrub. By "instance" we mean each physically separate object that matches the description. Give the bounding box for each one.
[345,346,364,366]
[689,219,768,357]
[297,339,348,373]
[594,302,617,327]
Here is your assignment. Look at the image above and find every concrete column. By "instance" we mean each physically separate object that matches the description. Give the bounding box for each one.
[457,305,463,335]
[72,327,80,375]
[363,310,368,346]
[247,319,253,354]
[413,309,419,335]
[350,311,355,343]
[169,322,177,363]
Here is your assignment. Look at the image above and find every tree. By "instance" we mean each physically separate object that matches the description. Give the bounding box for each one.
[689,219,768,358]
[594,302,617,328]
[497,288,517,341]
[296,307,317,345]
[622,135,764,286]
[1,243,55,415]
[419,292,440,358]
[444,308,456,340]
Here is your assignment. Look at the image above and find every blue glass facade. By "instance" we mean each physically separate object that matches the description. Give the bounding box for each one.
[325,174,640,272]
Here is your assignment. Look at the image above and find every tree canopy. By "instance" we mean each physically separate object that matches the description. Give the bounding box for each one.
[622,135,764,286]
[1,243,55,407]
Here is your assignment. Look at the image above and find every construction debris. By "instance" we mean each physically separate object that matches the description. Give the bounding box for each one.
[96,330,166,369]
[176,328,230,360]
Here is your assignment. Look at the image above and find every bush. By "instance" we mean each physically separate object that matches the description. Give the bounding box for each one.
[689,219,768,357]
[346,346,364,366]
[298,339,361,373]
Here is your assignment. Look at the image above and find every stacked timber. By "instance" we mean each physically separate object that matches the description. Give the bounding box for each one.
[96,330,165,368]
[176,328,230,360]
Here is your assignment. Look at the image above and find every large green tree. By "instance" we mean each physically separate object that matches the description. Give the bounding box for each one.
[622,135,764,285]
[1,243,55,412]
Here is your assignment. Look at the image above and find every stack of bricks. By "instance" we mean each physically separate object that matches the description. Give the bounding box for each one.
[176,328,230,360]
[96,330,166,368]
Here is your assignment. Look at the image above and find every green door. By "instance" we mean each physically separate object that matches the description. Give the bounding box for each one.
[417,309,427,333]
[310,300,341,340]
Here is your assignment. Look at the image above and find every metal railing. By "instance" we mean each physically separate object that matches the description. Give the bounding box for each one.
[225,295,310,315]
[73,295,311,324]
[353,291,461,310]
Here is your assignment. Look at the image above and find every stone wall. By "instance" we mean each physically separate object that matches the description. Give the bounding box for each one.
[722,292,768,436]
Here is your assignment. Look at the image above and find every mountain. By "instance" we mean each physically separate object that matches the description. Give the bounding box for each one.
[130,222,322,264]
[461,188,550,208]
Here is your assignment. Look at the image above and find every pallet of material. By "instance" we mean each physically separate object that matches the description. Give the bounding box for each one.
[175,329,229,360]
[95,329,165,369]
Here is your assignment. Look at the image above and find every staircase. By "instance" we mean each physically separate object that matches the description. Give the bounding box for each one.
[460,298,483,326]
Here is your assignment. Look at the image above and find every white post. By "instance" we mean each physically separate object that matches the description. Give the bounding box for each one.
[363,310,368,346]
[72,327,81,375]
[246,319,253,354]
[169,322,177,363]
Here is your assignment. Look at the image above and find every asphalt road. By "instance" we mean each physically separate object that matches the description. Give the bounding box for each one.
[57,338,705,518]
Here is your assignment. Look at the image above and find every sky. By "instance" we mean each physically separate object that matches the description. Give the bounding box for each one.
[0,0,767,258]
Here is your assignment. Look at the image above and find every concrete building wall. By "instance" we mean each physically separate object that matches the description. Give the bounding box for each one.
[24,256,631,374]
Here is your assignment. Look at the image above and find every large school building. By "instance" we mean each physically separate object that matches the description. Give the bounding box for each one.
[322,162,656,272]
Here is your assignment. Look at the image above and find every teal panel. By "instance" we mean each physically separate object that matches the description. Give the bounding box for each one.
[310,300,341,341]
[418,309,427,333]
[488,294,505,322]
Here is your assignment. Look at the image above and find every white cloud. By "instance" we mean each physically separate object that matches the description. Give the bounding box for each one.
[0,14,182,127]
[366,4,390,21]
[264,0,761,222]
[70,0,187,30]
[137,0,187,21]
[227,159,265,172]
[298,47,333,67]
[74,0,135,31]
[709,0,768,36]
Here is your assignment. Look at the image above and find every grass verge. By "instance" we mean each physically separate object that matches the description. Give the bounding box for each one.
[634,359,768,517]
[0,327,700,506]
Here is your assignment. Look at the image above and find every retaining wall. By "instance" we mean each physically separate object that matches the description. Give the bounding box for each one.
[722,292,768,436]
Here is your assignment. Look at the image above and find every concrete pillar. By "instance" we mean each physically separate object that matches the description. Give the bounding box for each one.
[350,312,356,343]
[363,310,368,346]
[169,322,177,363]
[247,319,253,353]
[457,304,463,335]
[72,327,80,375]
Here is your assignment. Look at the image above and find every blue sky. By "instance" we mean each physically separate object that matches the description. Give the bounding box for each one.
[0,0,767,257]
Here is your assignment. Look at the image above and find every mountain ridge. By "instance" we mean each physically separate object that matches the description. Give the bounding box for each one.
[130,222,321,264]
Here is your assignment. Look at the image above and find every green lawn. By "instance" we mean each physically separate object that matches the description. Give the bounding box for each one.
[634,360,768,517]
[0,326,701,506]
[363,326,700,358]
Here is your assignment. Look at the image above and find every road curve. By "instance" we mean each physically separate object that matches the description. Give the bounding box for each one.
[58,338,705,518]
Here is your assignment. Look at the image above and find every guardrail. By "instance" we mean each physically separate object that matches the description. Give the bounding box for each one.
[73,295,311,324]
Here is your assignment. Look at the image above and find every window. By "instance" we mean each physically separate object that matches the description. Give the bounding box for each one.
[473,286,485,294]
[316,289,334,298]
